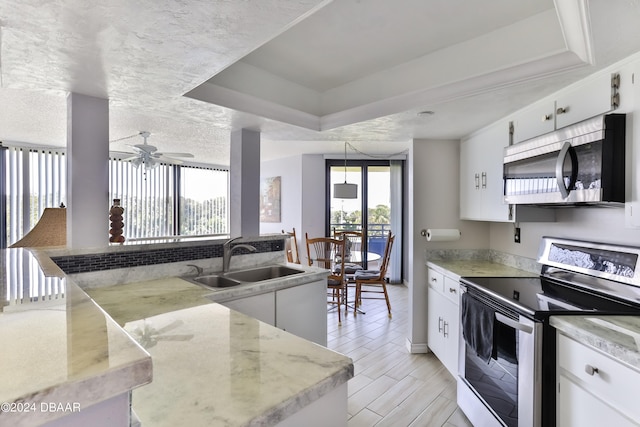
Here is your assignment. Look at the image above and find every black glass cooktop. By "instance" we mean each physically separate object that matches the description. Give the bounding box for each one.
[461,276,640,319]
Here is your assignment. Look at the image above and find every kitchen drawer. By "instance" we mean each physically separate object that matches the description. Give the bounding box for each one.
[427,268,444,293]
[558,333,640,420]
[443,277,460,305]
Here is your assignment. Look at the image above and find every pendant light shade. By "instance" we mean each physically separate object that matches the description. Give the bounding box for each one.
[334,141,358,199]
[334,182,358,199]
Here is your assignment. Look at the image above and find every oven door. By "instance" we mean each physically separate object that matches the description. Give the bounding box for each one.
[458,286,543,427]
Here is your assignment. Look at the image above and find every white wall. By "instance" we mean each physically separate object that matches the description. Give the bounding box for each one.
[260,155,302,235]
[407,139,489,352]
[490,207,640,258]
[260,154,325,264]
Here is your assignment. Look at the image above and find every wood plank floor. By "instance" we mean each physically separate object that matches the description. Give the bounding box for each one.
[326,283,473,427]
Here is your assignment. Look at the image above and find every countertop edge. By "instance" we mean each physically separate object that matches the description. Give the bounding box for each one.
[246,363,354,427]
[550,315,640,372]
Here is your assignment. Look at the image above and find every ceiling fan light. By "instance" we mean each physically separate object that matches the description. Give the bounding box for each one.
[131,157,143,168]
[334,182,358,199]
[146,158,158,170]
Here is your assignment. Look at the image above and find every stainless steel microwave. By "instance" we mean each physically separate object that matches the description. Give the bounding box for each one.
[503,114,625,205]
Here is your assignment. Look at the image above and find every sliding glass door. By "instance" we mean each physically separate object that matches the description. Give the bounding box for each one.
[327,159,402,280]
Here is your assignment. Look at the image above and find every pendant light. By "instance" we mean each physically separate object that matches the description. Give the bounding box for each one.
[334,141,357,199]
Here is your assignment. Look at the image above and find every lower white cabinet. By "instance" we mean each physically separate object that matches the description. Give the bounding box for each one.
[222,292,275,325]
[221,280,327,346]
[276,280,327,346]
[427,267,460,377]
[557,333,640,426]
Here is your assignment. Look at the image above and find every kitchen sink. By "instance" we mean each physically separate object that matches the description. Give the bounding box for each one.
[184,265,305,290]
[224,265,304,282]
[193,275,243,288]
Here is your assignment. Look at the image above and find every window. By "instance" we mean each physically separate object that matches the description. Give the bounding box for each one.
[3,146,67,245]
[179,166,228,236]
[2,144,229,246]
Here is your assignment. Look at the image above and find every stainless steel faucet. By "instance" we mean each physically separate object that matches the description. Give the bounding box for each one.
[222,237,257,272]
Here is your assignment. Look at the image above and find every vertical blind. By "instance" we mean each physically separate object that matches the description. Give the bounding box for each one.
[109,158,175,239]
[3,147,229,245]
[5,147,67,244]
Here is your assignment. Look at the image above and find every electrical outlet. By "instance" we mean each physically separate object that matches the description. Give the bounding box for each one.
[514,227,521,243]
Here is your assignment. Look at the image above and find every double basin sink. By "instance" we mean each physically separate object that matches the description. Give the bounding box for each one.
[186,265,305,289]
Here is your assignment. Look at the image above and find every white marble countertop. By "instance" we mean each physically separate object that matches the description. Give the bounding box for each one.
[426,258,538,279]
[551,315,640,371]
[86,273,352,426]
[123,301,353,426]
[0,248,153,427]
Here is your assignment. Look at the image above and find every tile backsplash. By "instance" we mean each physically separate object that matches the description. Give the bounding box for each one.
[52,239,284,274]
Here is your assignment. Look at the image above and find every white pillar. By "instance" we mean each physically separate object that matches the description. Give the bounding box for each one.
[230,129,260,238]
[66,93,109,249]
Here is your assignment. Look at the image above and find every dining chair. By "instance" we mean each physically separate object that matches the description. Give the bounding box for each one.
[332,229,365,270]
[305,233,346,325]
[333,229,368,314]
[282,228,301,264]
[354,231,395,318]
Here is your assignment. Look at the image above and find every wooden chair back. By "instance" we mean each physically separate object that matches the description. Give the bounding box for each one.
[333,229,364,263]
[305,234,346,284]
[282,228,301,264]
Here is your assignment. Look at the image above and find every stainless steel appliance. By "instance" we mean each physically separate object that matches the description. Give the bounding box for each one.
[503,114,625,205]
[457,237,640,427]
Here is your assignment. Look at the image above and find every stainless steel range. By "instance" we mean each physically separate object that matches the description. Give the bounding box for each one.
[457,237,640,427]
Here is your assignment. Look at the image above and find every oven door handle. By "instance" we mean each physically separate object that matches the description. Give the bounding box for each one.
[495,312,533,334]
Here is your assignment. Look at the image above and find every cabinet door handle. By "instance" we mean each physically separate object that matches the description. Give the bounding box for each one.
[449,287,457,294]
[542,114,553,121]
[556,106,568,115]
[481,172,487,189]
[431,277,437,282]
[438,316,443,333]
[475,173,480,190]
[443,321,449,337]
[584,364,599,376]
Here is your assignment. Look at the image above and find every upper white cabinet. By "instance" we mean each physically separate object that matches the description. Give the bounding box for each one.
[461,120,556,222]
[511,102,556,144]
[512,72,620,144]
[555,73,620,129]
[460,121,511,221]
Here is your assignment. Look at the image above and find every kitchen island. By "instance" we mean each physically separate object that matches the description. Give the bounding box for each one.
[0,243,353,427]
[87,276,353,426]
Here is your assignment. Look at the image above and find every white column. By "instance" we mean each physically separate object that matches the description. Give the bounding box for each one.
[66,93,109,249]
[230,128,260,238]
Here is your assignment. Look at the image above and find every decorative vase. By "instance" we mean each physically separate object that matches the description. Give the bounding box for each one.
[109,199,126,244]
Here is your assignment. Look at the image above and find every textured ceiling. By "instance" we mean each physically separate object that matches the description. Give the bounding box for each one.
[1,0,640,165]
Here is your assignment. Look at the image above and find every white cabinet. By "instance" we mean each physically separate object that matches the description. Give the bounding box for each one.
[460,118,555,223]
[221,280,328,346]
[512,72,620,144]
[460,121,511,221]
[276,280,327,346]
[222,292,275,325]
[555,72,619,129]
[511,102,556,144]
[556,333,640,426]
[427,267,459,377]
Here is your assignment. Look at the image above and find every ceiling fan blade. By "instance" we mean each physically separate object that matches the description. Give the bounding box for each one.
[128,143,157,153]
[121,155,139,161]
[155,152,194,158]
[156,156,185,164]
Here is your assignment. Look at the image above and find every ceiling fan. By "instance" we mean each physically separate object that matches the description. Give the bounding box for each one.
[123,131,194,169]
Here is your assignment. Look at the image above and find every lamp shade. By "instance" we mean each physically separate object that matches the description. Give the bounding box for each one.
[334,182,358,199]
